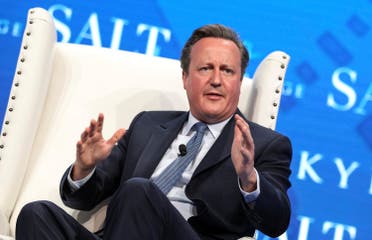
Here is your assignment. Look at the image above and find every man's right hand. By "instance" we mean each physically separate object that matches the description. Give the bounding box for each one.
[71,113,126,180]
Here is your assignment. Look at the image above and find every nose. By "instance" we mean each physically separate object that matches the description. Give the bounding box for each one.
[210,70,222,87]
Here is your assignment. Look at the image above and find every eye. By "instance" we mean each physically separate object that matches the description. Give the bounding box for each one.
[222,68,235,75]
[199,66,212,72]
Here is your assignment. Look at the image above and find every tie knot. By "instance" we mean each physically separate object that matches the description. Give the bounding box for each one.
[193,122,207,134]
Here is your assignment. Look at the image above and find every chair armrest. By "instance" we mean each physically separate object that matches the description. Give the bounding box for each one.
[0,7,56,224]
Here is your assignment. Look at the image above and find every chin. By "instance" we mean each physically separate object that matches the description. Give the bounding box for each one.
[200,112,229,123]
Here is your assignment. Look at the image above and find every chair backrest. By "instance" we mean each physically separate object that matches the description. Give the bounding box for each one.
[0,7,290,236]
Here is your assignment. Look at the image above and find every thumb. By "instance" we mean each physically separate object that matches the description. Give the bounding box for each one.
[107,128,126,145]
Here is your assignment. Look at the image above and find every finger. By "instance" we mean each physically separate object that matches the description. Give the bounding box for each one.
[96,113,104,133]
[233,121,243,144]
[107,128,126,146]
[234,115,254,150]
[76,140,83,154]
[234,115,248,139]
[89,119,97,137]
[240,144,252,161]
[80,127,89,142]
[235,115,252,142]
[234,124,249,155]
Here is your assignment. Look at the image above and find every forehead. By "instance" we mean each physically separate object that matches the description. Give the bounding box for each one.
[190,37,241,64]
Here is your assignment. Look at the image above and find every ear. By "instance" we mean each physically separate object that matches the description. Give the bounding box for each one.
[182,70,188,90]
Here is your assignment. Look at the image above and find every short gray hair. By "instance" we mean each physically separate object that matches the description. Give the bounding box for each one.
[180,24,249,79]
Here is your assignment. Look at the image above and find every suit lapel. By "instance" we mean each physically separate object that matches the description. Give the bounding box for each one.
[132,113,188,178]
[191,110,248,178]
[192,115,235,178]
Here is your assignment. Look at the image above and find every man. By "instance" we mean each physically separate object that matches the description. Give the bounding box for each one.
[16,24,292,240]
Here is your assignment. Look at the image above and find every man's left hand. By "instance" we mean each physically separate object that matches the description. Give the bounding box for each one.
[231,114,257,192]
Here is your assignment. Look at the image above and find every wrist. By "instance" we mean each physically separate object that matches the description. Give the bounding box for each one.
[240,169,257,192]
[71,162,95,180]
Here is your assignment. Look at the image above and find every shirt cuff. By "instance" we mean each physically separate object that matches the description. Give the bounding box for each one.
[67,164,96,191]
[239,168,260,203]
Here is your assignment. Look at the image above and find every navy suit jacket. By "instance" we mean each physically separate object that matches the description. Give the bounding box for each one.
[61,110,292,239]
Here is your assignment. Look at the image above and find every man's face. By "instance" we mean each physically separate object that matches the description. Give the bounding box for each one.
[182,37,242,124]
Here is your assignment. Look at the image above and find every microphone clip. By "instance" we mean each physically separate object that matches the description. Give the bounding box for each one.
[178,144,187,156]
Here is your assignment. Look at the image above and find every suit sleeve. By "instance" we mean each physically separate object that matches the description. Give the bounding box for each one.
[247,134,292,237]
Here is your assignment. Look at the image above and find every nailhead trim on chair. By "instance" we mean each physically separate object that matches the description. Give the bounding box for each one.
[264,52,288,129]
[0,8,34,160]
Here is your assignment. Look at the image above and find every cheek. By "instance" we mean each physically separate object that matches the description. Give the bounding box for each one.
[236,79,242,91]
[187,77,204,93]
[235,84,241,97]
[228,81,241,95]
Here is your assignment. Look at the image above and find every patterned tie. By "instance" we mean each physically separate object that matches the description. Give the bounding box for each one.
[153,122,207,195]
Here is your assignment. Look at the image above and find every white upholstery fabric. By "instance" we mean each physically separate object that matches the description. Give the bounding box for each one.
[0,8,56,237]
[0,235,14,240]
[0,7,289,238]
[0,210,10,238]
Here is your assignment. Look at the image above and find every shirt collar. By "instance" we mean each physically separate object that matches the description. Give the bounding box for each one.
[183,112,232,139]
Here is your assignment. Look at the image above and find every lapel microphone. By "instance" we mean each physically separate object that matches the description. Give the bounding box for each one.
[178,144,187,156]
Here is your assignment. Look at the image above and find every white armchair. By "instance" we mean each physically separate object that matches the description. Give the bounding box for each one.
[0,7,290,239]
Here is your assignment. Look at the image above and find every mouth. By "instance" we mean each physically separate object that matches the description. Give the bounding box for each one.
[204,92,224,100]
